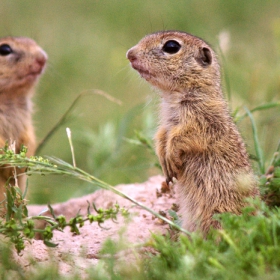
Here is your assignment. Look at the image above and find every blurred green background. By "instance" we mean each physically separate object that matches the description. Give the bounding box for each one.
[1,0,279,204]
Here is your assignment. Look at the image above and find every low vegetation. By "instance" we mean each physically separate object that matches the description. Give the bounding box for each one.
[0,102,279,278]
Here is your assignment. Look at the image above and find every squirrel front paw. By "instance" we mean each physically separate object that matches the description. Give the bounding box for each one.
[163,158,177,184]
[164,152,183,184]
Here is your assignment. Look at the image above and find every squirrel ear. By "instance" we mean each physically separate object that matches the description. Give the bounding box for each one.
[196,47,212,66]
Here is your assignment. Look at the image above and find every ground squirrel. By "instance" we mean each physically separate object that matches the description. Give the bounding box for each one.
[0,36,47,204]
[127,31,259,234]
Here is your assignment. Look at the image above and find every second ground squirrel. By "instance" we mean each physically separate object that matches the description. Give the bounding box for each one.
[127,31,259,234]
[0,36,47,204]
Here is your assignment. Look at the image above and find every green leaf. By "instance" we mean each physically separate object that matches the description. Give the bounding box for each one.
[43,240,58,248]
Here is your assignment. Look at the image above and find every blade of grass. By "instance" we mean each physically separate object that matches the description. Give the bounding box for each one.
[216,43,231,103]
[244,107,265,174]
[236,102,280,122]
[66,127,76,168]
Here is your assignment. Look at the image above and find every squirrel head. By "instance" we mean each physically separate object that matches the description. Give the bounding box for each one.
[127,31,221,101]
[0,37,47,95]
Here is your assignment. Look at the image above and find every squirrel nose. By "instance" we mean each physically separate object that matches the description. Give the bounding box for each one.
[36,56,46,68]
[126,48,137,62]
[36,50,48,67]
[31,50,48,74]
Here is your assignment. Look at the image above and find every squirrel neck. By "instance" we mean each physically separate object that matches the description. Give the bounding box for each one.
[0,94,32,113]
[0,86,34,113]
[0,92,33,139]
[159,86,231,131]
[0,94,33,142]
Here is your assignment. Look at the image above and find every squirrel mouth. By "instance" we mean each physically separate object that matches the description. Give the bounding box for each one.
[137,69,152,80]
[21,71,42,82]
[131,63,153,80]
[130,61,153,80]
[20,63,46,81]
[27,69,43,78]
[16,69,45,87]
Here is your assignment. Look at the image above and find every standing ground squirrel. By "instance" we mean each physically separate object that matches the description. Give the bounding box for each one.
[127,31,259,234]
[0,37,47,203]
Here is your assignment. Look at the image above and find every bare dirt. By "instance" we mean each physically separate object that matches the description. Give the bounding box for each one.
[14,175,176,275]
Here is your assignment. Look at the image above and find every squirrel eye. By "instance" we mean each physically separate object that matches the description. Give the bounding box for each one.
[162,40,181,54]
[0,44,13,56]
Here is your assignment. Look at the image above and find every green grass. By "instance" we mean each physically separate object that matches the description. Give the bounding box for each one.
[0,130,279,279]
[88,200,280,280]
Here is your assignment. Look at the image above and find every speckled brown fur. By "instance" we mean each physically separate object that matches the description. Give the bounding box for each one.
[127,31,259,234]
[0,37,47,204]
